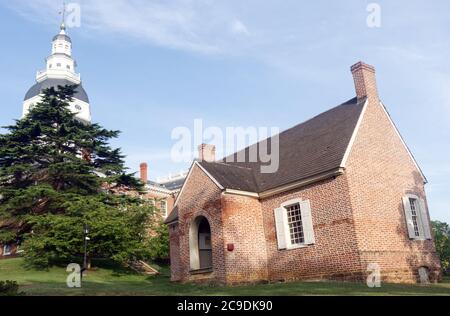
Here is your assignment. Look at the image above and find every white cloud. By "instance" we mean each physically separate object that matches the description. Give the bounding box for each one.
[230,19,250,36]
[375,46,429,62]
[3,0,256,54]
[4,0,450,85]
[435,73,450,115]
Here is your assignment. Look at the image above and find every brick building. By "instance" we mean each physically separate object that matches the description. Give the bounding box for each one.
[165,62,442,285]
[138,162,186,219]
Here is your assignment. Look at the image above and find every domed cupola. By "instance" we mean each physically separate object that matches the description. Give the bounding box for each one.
[53,23,72,43]
[23,20,91,124]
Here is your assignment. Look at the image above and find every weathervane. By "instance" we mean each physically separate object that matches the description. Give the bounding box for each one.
[59,1,67,28]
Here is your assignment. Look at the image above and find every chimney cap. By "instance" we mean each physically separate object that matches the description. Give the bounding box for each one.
[198,143,216,149]
[351,61,376,73]
[198,143,216,162]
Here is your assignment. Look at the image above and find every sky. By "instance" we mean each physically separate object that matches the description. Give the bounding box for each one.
[0,0,449,222]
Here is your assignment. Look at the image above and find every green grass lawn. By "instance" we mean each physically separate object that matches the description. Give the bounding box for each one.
[1,258,449,296]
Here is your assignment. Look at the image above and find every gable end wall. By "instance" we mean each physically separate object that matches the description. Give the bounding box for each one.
[345,99,441,283]
[168,164,226,283]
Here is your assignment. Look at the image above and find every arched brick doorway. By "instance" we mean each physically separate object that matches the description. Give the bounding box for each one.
[189,216,212,271]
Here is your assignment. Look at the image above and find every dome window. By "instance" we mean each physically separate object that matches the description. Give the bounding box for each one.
[75,105,82,111]
[57,63,61,67]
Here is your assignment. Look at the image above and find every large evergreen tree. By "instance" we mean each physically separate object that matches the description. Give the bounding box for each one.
[0,85,153,268]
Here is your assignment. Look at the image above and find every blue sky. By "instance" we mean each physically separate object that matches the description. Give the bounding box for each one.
[0,0,449,222]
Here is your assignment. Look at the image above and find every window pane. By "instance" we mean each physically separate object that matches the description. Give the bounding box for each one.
[286,203,304,245]
[409,198,420,237]
[160,200,168,216]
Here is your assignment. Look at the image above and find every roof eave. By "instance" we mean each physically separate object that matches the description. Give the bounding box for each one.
[166,167,346,224]
[164,219,178,226]
[258,167,345,199]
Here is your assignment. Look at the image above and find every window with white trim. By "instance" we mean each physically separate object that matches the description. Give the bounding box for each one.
[3,245,12,256]
[409,198,420,237]
[402,194,432,240]
[274,198,315,250]
[160,200,168,218]
[286,203,305,245]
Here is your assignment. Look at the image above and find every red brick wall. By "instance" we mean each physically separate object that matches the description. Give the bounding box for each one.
[142,191,175,218]
[345,98,441,283]
[221,193,269,284]
[168,164,226,283]
[260,175,363,282]
[168,224,182,281]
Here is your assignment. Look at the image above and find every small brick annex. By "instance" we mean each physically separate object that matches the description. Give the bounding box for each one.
[165,62,442,285]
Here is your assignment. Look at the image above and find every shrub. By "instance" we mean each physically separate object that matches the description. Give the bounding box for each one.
[0,281,24,296]
[147,220,170,261]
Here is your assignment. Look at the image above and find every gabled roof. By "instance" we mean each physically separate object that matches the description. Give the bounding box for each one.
[202,97,367,193]
[165,97,367,225]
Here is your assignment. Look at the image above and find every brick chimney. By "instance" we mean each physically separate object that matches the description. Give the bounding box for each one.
[140,163,148,184]
[351,61,379,101]
[198,144,216,162]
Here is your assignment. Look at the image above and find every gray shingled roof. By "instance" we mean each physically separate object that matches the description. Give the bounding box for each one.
[158,178,185,191]
[24,79,89,103]
[165,97,366,225]
[212,97,366,192]
[147,178,185,192]
[53,34,72,43]
[165,206,179,225]
[199,162,258,192]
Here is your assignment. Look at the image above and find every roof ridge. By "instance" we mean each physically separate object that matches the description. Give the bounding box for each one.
[273,97,362,139]
[223,97,363,163]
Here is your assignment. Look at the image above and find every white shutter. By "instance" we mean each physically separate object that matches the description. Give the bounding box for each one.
[402,196,416,239]
[419,198,432,240]
[274,207,288,250]
[300,200,315,245]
